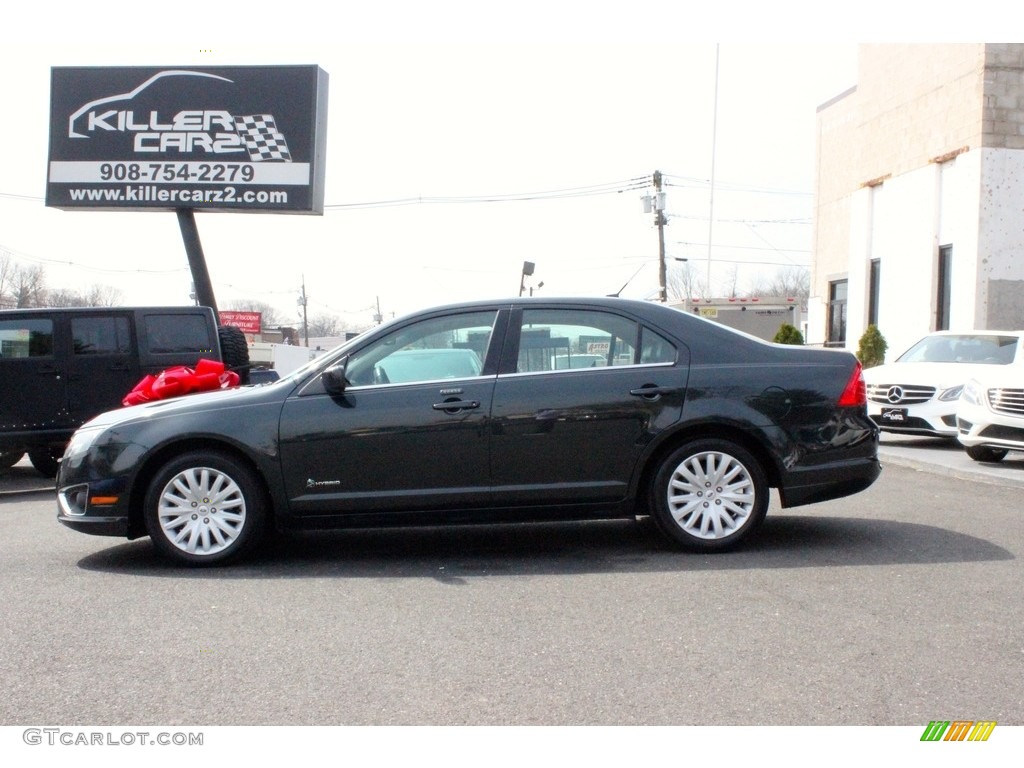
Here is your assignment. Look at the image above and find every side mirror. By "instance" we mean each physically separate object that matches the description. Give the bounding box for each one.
[322,356,350,396]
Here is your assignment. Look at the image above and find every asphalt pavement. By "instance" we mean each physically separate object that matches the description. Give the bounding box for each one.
[4,432,1024,497]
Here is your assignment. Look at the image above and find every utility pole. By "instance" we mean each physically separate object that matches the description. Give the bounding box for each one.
[652,171,668,302]
[297,277,309,347]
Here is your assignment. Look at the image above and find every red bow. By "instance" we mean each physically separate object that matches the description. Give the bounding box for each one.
[123,359,240,406]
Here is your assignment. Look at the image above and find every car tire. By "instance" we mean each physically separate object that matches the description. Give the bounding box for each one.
[143,451,268,566]
[218,324,251,385]
[28,447,61,478]
[650,439,768,552]
[0,450,24,472]
[965,445,1008,463]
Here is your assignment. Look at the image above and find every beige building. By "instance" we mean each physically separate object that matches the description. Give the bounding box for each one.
[810,44,1024,358]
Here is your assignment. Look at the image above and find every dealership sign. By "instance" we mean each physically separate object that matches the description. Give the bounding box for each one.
[219,310,262,335]
[47,66,328,213]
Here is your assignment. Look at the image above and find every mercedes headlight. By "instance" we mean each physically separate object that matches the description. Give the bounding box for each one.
[960,379,984,406]
[939,385,965,402]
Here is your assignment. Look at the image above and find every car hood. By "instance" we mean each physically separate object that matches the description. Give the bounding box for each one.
[961,366,1024,389]
[79,383,286,432]
[864,361,1012,389]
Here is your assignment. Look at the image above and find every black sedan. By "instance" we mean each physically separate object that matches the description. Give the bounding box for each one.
[57,297,880,566]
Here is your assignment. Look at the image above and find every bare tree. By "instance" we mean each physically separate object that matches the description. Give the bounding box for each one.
[747,266,810,305]
[81,284,123,307]
[43,288,83,307]
[11,264,47,308]
[0,251,14,307]
[44,284,124,307]
[306,312,344,338]
[720,264,741,299]
[666,261,708,301]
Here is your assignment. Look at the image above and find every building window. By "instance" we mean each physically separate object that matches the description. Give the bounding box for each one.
[827,279,848,346]
[868,259,881,328]
[936,245,952,331]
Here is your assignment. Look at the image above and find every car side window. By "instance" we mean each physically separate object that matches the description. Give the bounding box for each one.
[345,311,497,386]
[72,316,131,355]
[640,327,677,364]
[0,319,53,358]
[517,309,639,372]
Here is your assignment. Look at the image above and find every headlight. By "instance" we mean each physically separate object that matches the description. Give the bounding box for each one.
[939,385,964,402]
[62,426,105,463]
[960,379,984,406]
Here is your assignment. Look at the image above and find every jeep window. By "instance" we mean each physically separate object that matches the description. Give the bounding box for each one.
[72,316,131,355]
[0,319,53,358]
[142,314,215,355]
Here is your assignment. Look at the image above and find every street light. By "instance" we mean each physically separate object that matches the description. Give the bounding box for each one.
[519,261,536,297]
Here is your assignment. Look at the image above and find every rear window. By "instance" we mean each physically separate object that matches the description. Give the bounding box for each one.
[142,314,215,355]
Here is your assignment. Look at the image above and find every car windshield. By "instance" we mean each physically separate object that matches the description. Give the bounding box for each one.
[897,334,1019,364]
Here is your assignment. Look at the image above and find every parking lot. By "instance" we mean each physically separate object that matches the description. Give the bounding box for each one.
[1,436,1022,729]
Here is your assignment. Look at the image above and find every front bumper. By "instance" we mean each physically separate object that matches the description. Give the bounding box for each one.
[867,400,958,437]
[56,476,134,538]
[957,401,1024,452]
[57,511,130,537]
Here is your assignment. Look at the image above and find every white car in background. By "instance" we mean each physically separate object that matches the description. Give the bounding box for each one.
[864,330,1024,438]
[957,370,1024,462]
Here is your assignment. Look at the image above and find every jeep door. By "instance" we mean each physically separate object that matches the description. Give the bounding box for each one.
[0,315,68,440]
[66,313,139,424]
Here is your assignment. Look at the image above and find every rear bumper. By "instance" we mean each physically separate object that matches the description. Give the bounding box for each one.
[778,457,882,508]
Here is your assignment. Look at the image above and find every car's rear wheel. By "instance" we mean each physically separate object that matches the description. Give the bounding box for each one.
[143,451,267,566]
[965,445,1008,463]
[650,439,768,552]
[28,446,61,478]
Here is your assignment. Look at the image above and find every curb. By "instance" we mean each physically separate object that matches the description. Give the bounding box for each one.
[877,446,1024,489]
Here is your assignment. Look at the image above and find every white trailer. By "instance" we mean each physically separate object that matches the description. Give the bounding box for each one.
[247,342,319,376]
[670,297,803,342]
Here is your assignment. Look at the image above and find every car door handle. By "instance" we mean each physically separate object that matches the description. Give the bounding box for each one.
[432,399,481,413]
[629,385,681,400]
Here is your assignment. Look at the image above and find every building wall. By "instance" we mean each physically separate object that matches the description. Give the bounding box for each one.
[810,44,1024,357]
[979,148,1024,328]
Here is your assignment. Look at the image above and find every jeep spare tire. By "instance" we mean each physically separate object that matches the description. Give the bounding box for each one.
[218,325,250,385]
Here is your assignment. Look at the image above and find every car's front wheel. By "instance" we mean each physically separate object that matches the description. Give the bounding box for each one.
[143,451,268,566]
[650,439,768,552]
[965,445,1008,463]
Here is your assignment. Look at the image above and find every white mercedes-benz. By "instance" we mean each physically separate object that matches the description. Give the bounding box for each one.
[957,367,1024,462]
[864,331,1024,438]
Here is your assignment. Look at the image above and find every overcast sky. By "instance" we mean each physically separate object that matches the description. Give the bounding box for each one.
[0,3,992,330]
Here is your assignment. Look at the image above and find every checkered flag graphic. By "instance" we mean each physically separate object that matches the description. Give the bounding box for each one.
[234,114,292,162]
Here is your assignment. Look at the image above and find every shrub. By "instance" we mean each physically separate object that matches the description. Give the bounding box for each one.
[773,323,804,345]
[857,325,888,368]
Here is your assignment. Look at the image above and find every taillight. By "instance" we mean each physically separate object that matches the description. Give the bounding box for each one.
[838,360,867,407]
